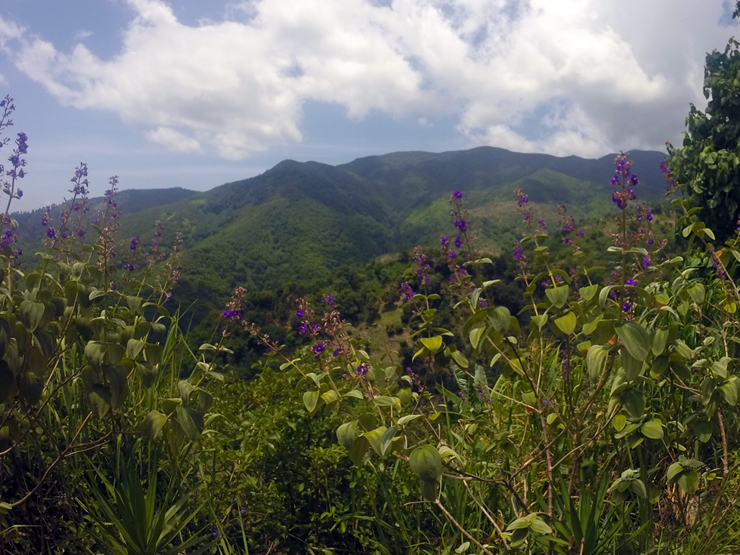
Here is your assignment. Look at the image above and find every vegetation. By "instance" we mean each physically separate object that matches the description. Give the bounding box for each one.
[3,18,740,555]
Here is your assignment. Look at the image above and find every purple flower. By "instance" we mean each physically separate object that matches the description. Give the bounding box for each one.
[311,323,321,332]
[454,236,462,248]
[130,237,139,251]
[514,248,523,260]
[325,294,334,306]
[642,256,650,270]
[538,219,547,229]
[517,193,529,206]
[16,189,22,198]
[479,299,488,308]
[126,264,135,272]
[356,363,368,376]
[449,251,457,259]
[222,309,242,321]
[452,191,462,199]
[625,277,636,286]
[333,347,342,357]
[441,236,449,246]
[646,209,653,222]
[312,342,326,359]
[46,228,56,239]
[576,229,584,237]
[647,238,654,245]
[296,308,305,319]
[622,302,631,312]
[564,237,571,246]
[453,219,468,232]
[299,323,308,334]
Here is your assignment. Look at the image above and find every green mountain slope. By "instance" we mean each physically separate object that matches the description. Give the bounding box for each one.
[14,146,668,302]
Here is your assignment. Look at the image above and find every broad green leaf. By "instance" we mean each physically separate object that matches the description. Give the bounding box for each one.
[103,365,129,410]
[420,336,443,353]
[620,347,644,382]
[175,405,204,441]
[348,436,369,464]
[488,306,511,333]
[678,470,700,495]
[469,327,486,350]
[630,479,648,499]
[720,381,737,405]
[641,418,664,439]
[364,426,387,456]
[19,300,44,332]
[666,462,684,484]
[450,350,469,368]
[529,517,552,535]
[374,395,400,408]
[652,329,669,356]
[142,410,169,440]
[615,322,650,361]
[409,444,442,484]
[687,282,705,304]
[612,413,627,432]
[380,426,398,457]
[398,414,421,425]
[694,420,713,443]
[554,312,577,335]
[582,314,603,336]
[580,284,599,301]
[586,345,608,382]
[546,285,569,308]
[337,420,358,450]
[303,389,320,414]
[619,388,645,419]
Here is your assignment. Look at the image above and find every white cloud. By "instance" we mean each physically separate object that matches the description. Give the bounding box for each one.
[0,0,734,158]
[147,126,203,153]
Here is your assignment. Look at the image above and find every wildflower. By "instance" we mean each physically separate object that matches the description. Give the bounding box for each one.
[453,218,468,232]
[646,209,653,222]
[356,363,368,376]
[299,323,308,334]
[625,277,636,286]
[539,219,547,229]
[449,251,457,259]
[441,236,449,246]
[622,302,631,312]
[311,323,321,332]
[642,256,650,270]
[452,191,462,199]
[514,247,523,260]
[564,237,571,246]
[576,229,584,237]
[296,308,305,319]
[480,299,488,308]
[312,342,326,359]
[130,237,139,251]
[222,309,242,321]
[333,347,342,357]
[647,238,654,245]
[454,236,462,248]
[46,228,56,239]
[325,293,334,306]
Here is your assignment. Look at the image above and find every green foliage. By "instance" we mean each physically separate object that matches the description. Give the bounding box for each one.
[667,31,740,241]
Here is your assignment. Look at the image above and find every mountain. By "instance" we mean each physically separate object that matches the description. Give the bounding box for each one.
[13,146,669,306]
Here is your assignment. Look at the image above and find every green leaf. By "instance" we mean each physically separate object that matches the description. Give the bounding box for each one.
[398,414,421,425]
[19,300,44,332]
[142,410,169,440]
[694,420,713,443]
[666,462,684,484]
[630,479,648,499]
[337,421,358,450]
[582,314,603,336]
[652,329,669,356]
[303,389,320,415]
[374,395,399,408]
[380,425,398,457]
[580,284,599,301]
[688,282,705,304]
[364,426,387,456]
[103,365,129,410]
[19,371,43,405]
[619,388,645,419]
[545,285,569,308]
[450,350,469,368]
[720,381,738,405]
[469,327,486,350]
[488,306,511,333]
[529,517,552,535]
[175,405,204,441]
[347,436,369,464]
[678,470,700,495]
[615,322,650,361]
[586,345,609,382]
[420,336,443,353]
[554,312,577,335]
[409,444,442,484]
[620,347,644,382]
[641,418,664,439]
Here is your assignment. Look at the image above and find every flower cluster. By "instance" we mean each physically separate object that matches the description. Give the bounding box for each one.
[610,152,639,211]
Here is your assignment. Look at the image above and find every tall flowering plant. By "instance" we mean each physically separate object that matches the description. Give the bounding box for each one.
[269,153,740,553]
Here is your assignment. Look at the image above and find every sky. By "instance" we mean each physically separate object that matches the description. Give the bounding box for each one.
[0,0,736,211]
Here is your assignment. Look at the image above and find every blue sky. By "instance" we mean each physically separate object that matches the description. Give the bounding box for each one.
[0,0,736,210]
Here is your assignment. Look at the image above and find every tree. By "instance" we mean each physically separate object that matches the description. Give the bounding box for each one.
[667,29,740,241]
